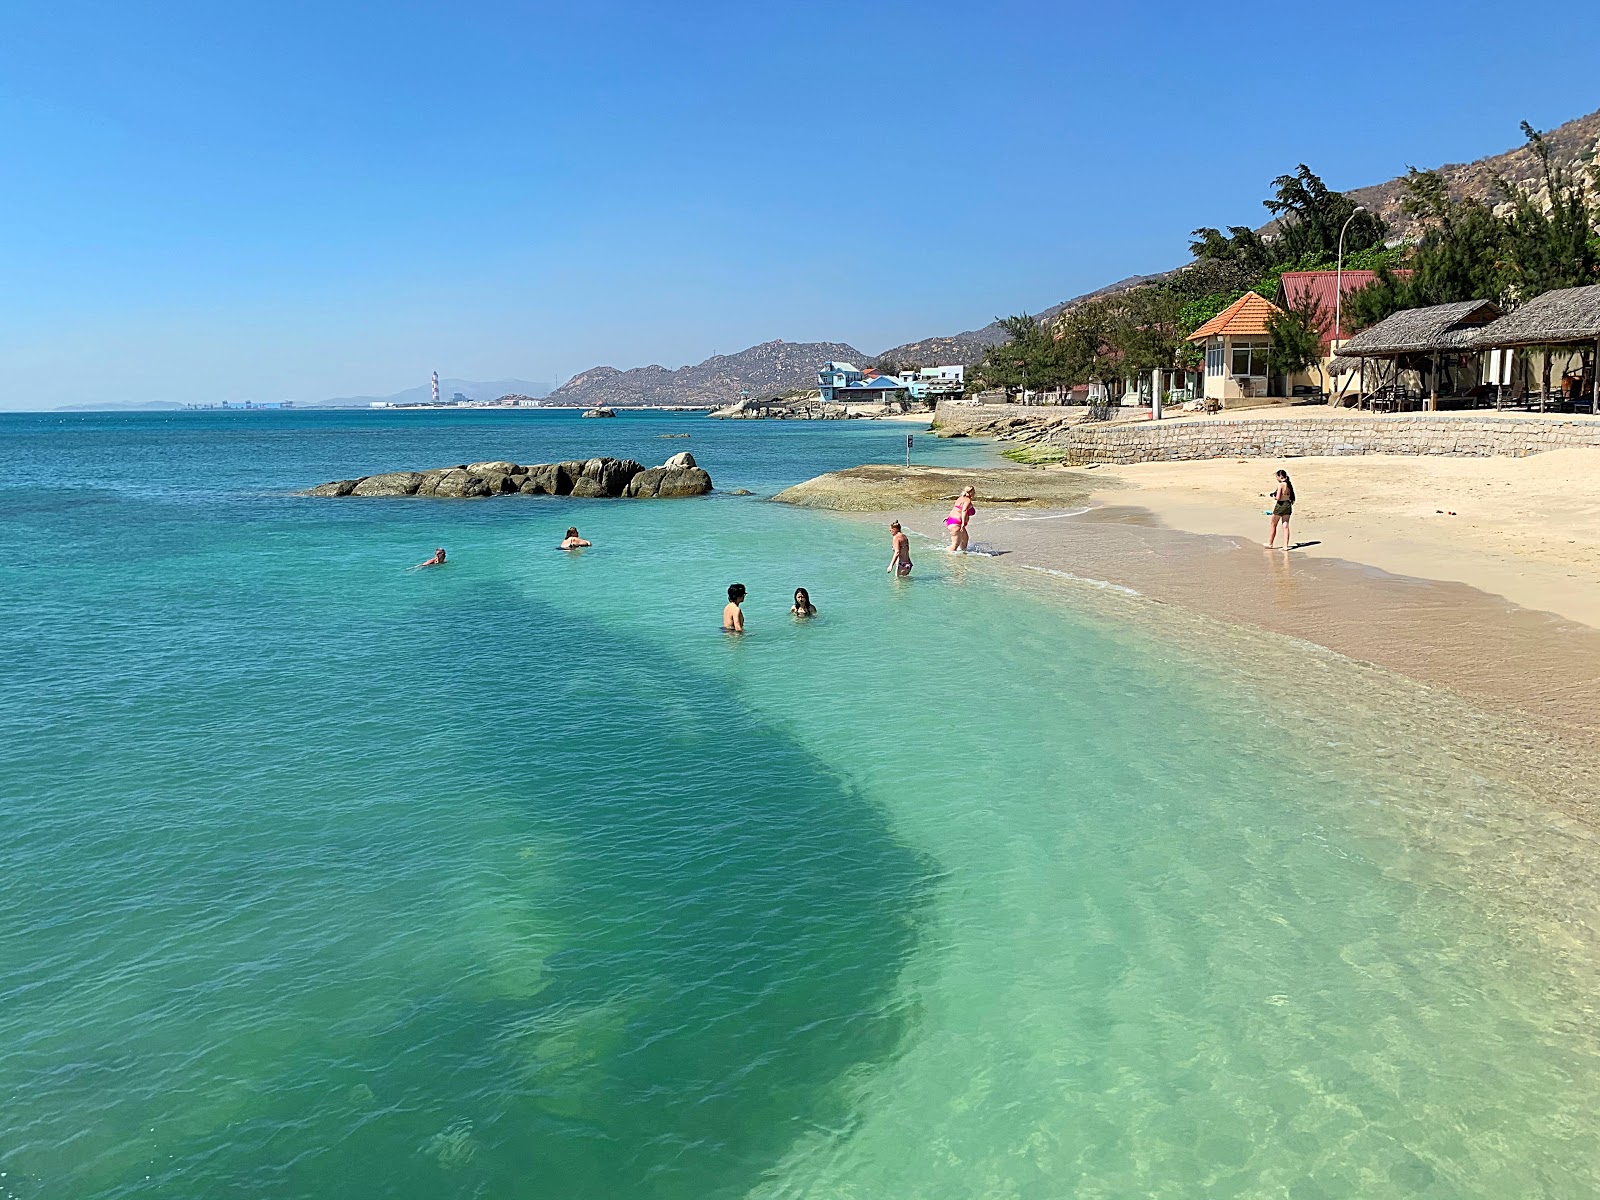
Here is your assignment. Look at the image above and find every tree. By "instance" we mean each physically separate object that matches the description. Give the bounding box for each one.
[975,314,1072,394]
[1342,265,1412,333]
[1103,287,1185,376]
[1264,164,1388,264]
[1188,224,1276,276]
[1267,294,1327,394]
[1396,168,1510,306]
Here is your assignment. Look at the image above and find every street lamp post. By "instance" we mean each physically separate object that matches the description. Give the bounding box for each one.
[1334,205,1367,366]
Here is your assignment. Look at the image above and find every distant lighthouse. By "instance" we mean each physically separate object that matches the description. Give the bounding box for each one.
[431,371,440,406]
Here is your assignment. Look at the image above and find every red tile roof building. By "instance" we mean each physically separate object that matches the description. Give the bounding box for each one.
[1276,270,1414,348]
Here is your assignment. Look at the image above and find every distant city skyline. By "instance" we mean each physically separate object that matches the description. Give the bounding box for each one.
[1,0,1594,410]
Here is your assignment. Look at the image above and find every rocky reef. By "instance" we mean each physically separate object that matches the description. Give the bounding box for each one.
[308,452,712,499]
[769,464,1105,511]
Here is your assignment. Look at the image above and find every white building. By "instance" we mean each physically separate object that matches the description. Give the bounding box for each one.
[896,365,965,402]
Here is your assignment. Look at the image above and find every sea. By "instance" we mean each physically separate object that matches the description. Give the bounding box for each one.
[4,408,1599,1199]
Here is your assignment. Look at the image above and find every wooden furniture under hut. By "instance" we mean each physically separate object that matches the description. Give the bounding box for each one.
[1470,283,1600,415]
[1335,300,1502,411]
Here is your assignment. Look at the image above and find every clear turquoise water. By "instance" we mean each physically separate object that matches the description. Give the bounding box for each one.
[4,411,1599,1199]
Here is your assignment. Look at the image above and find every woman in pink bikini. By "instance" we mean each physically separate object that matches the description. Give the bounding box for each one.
[945,486,976,553]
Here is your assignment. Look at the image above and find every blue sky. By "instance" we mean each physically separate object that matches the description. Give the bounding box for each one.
[2,0,1594,408]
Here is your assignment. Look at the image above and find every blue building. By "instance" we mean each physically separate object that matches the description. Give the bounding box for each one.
[817,362,910,404]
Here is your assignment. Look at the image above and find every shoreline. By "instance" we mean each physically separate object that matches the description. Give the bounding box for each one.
[786,446,1600,814]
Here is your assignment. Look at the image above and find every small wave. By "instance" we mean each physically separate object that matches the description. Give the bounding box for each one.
[1018,564,1143,597]
[994,507,1090,521]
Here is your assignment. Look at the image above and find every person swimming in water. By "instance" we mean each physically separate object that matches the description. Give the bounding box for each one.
[723,583,746,632]
[790,587,817,617]
[887,522,913,577]
[413,547,447,569]
[559,527,591,550]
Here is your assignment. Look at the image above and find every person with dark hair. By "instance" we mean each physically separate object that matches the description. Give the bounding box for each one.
[790,587,817,617]
[887,521,913,576]
[1266,470,1296,549]
[413,547,447,569]
[559,527,591,550]
[722,583,746,632]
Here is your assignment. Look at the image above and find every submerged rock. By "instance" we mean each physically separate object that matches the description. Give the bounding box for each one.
[307,455,708,500]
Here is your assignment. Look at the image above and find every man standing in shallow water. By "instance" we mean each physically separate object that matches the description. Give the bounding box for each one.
[887,522,913,576]
[722,583,746,632]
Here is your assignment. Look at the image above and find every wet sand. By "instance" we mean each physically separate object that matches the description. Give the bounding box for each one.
[888,504,1600,822]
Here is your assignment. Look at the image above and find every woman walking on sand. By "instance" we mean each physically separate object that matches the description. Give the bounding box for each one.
[945,486,977,553]
[1265,470,1295,549]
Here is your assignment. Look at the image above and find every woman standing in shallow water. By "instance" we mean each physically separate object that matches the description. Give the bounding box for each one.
[1266,470,1295,549]
[946,486,976,553]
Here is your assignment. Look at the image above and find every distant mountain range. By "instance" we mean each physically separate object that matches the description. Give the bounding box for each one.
[54,378,553,412]
[53,400,189,411]
[546,342,866,408]
[1347,109,1600,239]
[306,377,552,407]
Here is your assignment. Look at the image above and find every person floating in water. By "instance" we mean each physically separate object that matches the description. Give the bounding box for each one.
[887,522,913,577]
[791,587,817,617]
[559,527,592,550]
[413,547,447,569]
[945,486,977,553]
[723,583,747,632]
[1265,470,1295,549]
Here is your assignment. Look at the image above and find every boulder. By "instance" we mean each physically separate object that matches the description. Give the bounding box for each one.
[467,461,519,473]
[477,471,520,494]
[350,471,425,497]
[419,468,471,497]
[555,461,588,494]
[592,457,643,495]
[308,479,359,497]
[519,463,560,494]
[622,467,666,498]
[663,450,697,469]
[656,466,713,497]
[570,475,609,498]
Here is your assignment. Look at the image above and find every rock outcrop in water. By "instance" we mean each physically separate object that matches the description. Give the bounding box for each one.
[770,464,1105,511]
[307,453,712,499]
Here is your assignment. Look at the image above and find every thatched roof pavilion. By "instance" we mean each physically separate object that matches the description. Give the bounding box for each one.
[1473,284,1600,413]
[1472,283,1600,348]
[1338,300,1502,358]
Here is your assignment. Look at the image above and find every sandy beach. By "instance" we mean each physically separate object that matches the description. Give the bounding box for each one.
[1071,448,1600,630]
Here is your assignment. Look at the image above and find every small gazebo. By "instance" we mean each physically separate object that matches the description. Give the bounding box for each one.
[1335,299,1502,410]
[1472,283,1600,413]
[1185,292,1287,408]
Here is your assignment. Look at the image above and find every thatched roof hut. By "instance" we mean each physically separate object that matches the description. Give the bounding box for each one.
[1338,300,1502,358]
[1473,284,1600,348]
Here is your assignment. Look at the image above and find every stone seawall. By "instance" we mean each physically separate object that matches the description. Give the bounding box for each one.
[1048,415,1600,465]
[931,402,1600,463]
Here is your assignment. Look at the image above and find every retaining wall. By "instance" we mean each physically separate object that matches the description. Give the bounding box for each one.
[1048,415,1600,465]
